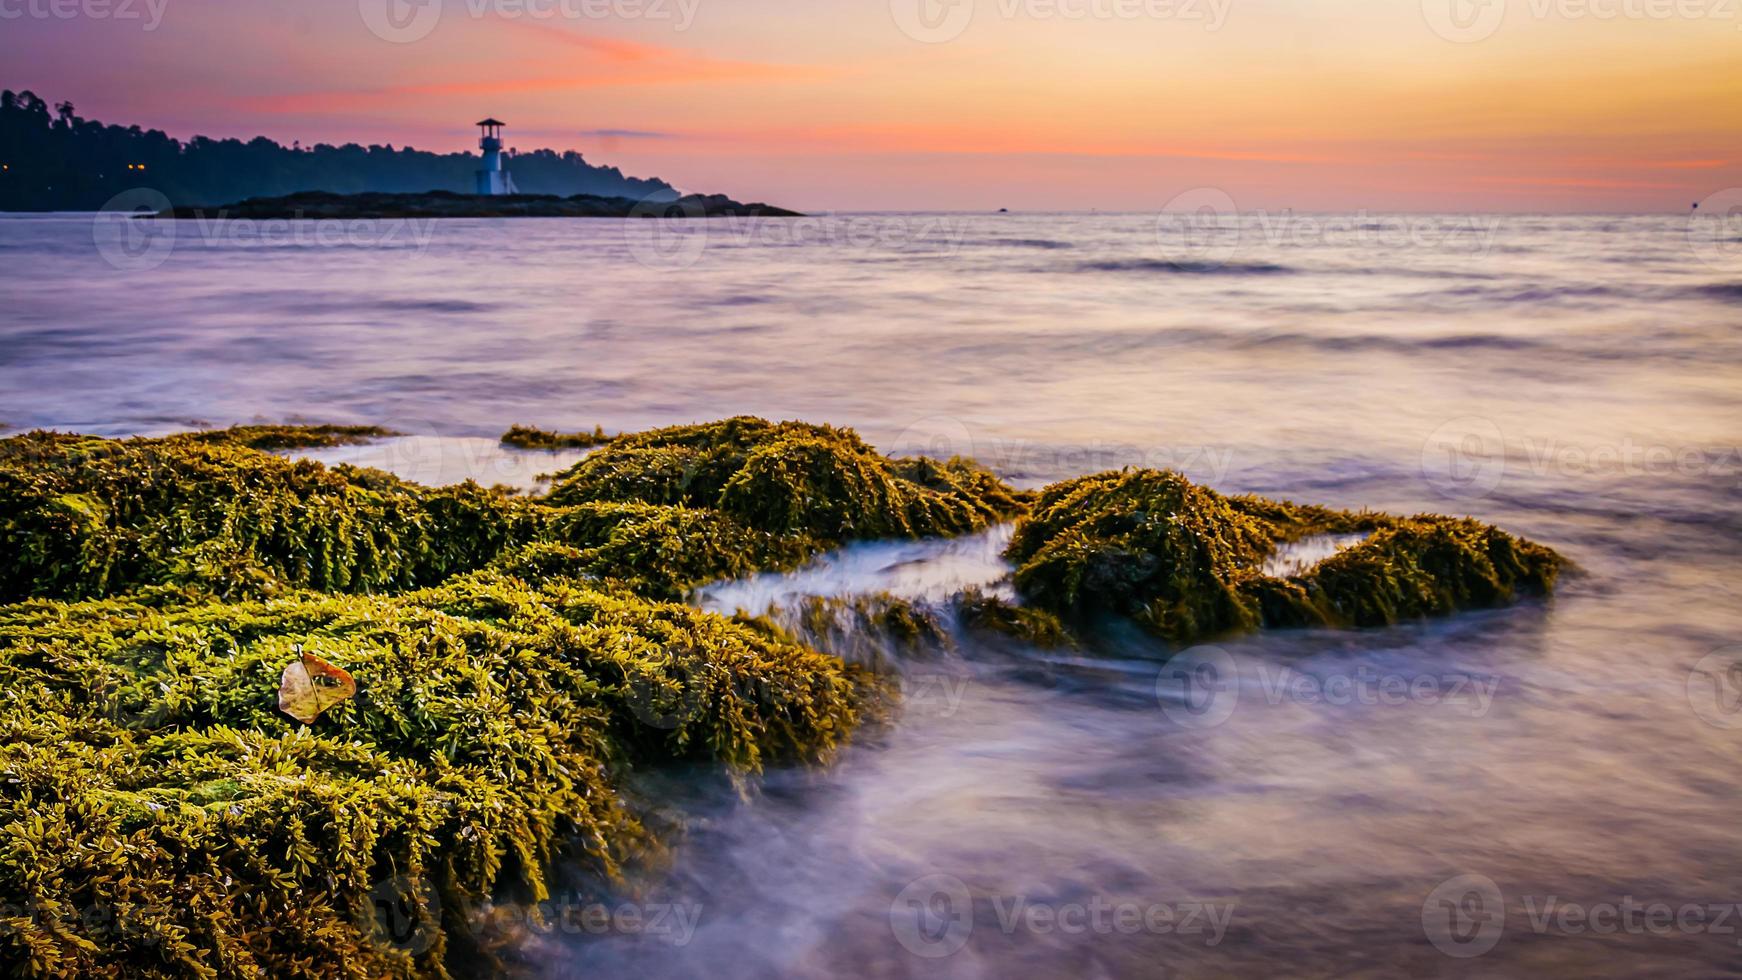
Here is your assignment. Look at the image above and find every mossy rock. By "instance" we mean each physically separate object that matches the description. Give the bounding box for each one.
[0,571,870,978]
[1006,469,1565,644]
[539,502,817,600]
[498,425,611,451]
[1242,517,1564,629]
[175,424,401,451]
[0,430,538,603]
[1006,469,1276,643]
[0,429,832,604]
[544,417,1024,542]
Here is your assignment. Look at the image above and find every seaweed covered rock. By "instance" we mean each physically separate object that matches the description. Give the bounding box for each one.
[539,502,817,600]
[1244,518,1563,629]
[954,589,1077,649]
[498,425,612,451]
[1006,469,1277,642]
[0,571,869,978]
[544,417,1024,543]
[0,430,538,602]
[176,424,402,451]
[0,428,854,604]
[1006,469,1564,644]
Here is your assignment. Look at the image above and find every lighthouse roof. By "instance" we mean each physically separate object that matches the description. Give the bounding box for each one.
[476,118,506,127]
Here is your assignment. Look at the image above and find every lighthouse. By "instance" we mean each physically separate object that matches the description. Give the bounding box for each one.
[474,118,519,196]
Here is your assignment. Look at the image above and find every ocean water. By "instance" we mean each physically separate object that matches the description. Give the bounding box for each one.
[5,211,1742,976]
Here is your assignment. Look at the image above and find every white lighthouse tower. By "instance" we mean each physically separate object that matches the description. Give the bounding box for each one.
[474,118,519,196]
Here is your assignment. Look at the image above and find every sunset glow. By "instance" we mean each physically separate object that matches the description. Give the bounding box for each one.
[4,0,1739,209]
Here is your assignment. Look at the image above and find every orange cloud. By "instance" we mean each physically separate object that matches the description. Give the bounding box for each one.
[243,23,823,115]
[1468,176,1693,190]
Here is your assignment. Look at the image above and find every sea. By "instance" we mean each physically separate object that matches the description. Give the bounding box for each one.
[4,209,1741,977]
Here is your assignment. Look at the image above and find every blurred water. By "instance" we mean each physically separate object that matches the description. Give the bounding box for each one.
[4,211,1742,976]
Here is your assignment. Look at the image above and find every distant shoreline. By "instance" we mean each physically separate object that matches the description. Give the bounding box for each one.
[155,190,803,220]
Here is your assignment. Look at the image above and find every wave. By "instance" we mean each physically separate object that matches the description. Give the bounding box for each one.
[963,238,1075,250]
[1688,283,1742,302]
[1079,258,1295,276]
[272,297,492,315]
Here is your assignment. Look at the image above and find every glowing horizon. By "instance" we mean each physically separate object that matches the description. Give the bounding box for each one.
[3,0,1738,211]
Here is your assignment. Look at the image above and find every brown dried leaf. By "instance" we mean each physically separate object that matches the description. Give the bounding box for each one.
[278,650,357,724]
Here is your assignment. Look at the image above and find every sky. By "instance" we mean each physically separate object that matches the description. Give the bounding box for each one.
[3,0,1739,211]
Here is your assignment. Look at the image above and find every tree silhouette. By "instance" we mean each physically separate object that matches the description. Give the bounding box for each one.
[0,92,678,211]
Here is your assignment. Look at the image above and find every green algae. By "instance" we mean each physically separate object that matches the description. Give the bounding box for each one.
[0,418,1022,976]
[538,502,817,601]
[0,421,1572,977]
[0,431,539,603]
[1,421,1024,606]
[498,426,612,452]
[954,590,1077,649]
[1006,469,1564,644]
[1006,469,1276,643]
[178,424,402,452]
[0,571,870,978]
[1242,517,1563,630]
[544,417,1025,543]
